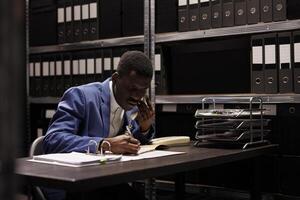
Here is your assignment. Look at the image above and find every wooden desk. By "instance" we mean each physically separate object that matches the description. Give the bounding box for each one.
[15,144,277,197]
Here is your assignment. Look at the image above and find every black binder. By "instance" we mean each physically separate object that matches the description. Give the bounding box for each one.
[65,0,73,43]
[251,35,265,93]
[29,55,38,97]
[199,0,211,29]
[81,2,90,41]
[260,0,272,22]
[189,0,199,31]
[95,50,104,82]
[99,0,122,38]
[263,33,278,94]
[287,0,300,20]
[55,54,65,97]
[41,54,51,96]
[48,56,57,97]
[234,0,247,26]
[77,51,88,85]
[222,0,234,27]
[247,0,260,24]
[211,0,222,28]
[293,31,300,93]
[122,0,144,36]
[278,32,293,93]
[34,55,43,97]
[155,0,177,33]
[155,47,168,95]
[29,0,57,46]
[273,0,286,21]
[178,0,189,31]
[63,53,73,92]
[57,0,66,44]
[88,0,99,40]
[73,0,82,42]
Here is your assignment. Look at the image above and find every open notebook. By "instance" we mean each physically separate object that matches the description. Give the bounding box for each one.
[138,136,190,154]
[31,152,122,167]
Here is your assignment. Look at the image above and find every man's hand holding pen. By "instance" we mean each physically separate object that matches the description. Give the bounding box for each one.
[136,96,155,133]
[102,135,140,154]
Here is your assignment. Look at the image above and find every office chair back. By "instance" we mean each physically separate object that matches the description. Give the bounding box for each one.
[29,136,47,200]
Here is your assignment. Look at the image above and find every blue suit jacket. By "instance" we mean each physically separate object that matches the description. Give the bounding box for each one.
[43,78,155,154]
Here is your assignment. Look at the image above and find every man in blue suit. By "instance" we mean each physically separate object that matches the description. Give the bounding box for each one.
[43,50,155,200]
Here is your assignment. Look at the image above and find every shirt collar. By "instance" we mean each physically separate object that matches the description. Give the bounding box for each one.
[109,81,123,113]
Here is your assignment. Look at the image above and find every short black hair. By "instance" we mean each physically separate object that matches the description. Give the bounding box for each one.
[117,50,153,78]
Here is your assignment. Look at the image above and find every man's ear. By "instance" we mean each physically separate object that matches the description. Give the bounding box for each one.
[112,72,119,82]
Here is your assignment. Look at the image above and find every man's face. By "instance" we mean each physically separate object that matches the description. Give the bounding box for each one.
[112,71,151,110]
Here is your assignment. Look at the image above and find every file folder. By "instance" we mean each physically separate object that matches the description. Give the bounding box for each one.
[293,31,300,93]
[99,0,122,38]
[78,52,88,85]
[260,0,272,22]
[211,0,222,28]
[251,35,265,93]
[247,0,260,24]
[95,50,103,82]
[81,2,90,41]
[72,56,80,86]
[178,0,189,31]
[189,0,199,31]
[88,0,98,40]
[263,33,278,94]
[273,0,286,21]
[63,53,72,91]
[278,32,293,93]
[235,0,246,26]
[57,0,65,44]
[199,0,211,29]
[222,0,234,27]
[65,0,73,43]
[73,0,82,42]
[55,54,65,97]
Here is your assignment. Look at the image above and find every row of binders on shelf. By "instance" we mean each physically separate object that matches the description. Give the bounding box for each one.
[251,30,300,94]
[30,0,178,46]
[29,48,162,97]
[178,0,300,32]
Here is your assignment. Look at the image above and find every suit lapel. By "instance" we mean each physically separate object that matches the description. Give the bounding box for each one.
[99,79,111,137]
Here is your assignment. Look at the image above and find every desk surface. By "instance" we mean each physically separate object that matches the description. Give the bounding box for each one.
[15,144,277,192]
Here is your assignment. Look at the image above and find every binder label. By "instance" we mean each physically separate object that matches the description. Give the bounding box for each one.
[64,60,71,75]
[57,8,64,23]
[96,58,102,74]
[295,43,300,63]
[56,61,62,76]
[42,62,49,76]
[113,57,120,70]
[79,59,86,74]
[82,4,89,20]
[200,0,209,2]
[178,0,187,6]
[35,62,41,77]
[155,54,161,71]
[104,58,111,70]
[265,45,276,64]
[66,6,72,22]
[74,5,81,21]
[87,58,95,74]
[29,63,34,77]
[279,44,291,65]
[50,61,55,76]
[90,3,98,19]
[190,0,198,5]
[72,60,79,75]
[252,46,263,64]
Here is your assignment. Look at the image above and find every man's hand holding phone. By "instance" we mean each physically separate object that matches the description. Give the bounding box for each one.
[136,96,155,133]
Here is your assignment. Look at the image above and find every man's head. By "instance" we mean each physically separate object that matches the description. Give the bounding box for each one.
[112,50,153,110]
